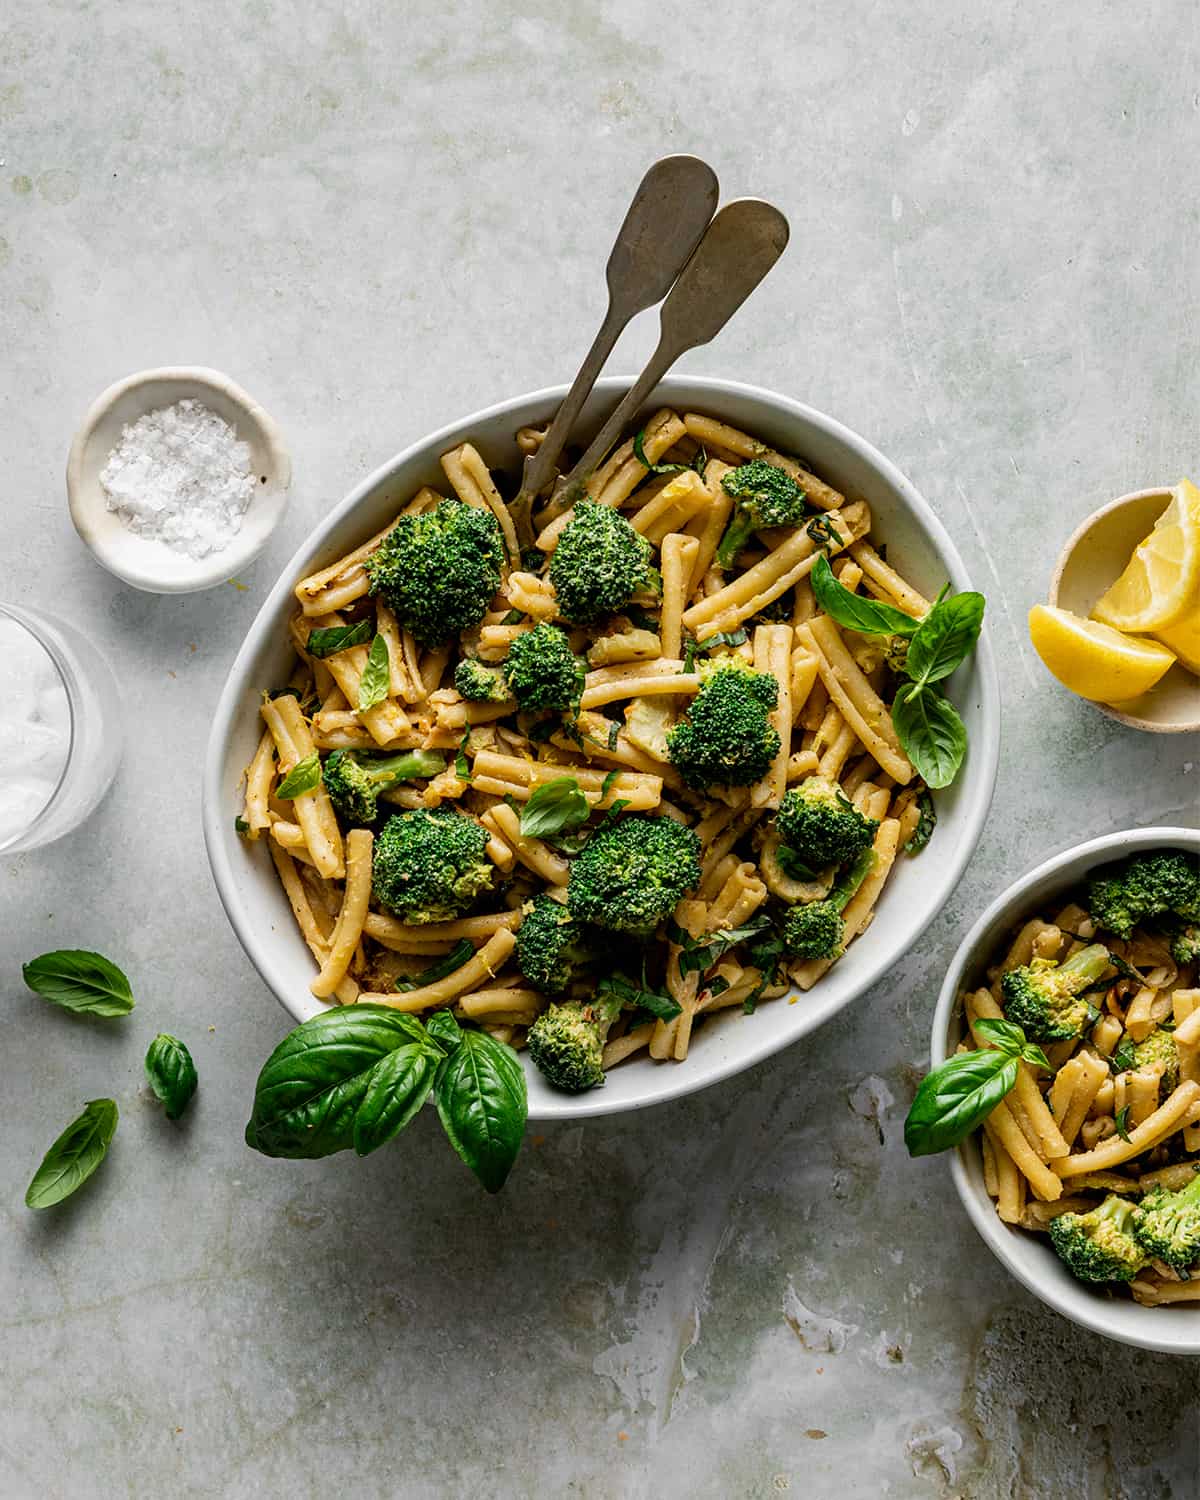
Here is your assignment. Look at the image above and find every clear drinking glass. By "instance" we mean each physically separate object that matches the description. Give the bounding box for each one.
[0,601,124,854]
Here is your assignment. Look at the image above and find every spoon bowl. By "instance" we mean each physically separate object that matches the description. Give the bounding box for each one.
[1048,487,1200,733]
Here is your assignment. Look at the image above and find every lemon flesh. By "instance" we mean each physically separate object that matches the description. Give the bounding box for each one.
[1029,605,1176,703]
[1153,605,1200,676]
[1091,479,1200,632]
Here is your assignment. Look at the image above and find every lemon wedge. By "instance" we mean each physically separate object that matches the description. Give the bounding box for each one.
[1153,604,1200,676]
[1029,605,1176,702]
[1091,479,1200,632]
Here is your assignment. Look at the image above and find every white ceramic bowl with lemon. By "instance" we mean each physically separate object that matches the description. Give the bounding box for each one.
[1031,479,1200,733]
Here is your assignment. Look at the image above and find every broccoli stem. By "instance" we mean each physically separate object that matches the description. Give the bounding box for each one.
[368,748,446,785]
[1060,943,1112,989]
[714,514,755,570]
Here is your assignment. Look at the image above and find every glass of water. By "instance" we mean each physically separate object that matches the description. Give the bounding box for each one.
[0,602,124,854]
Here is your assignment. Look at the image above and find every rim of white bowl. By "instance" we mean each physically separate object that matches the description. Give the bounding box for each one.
[204,374,1001,1120]
[932,824,1200,1353]
[66,366,292,594]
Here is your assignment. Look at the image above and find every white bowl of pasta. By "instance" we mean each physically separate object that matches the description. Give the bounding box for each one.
[204,376,999,1121]
[932,826,1200,1354]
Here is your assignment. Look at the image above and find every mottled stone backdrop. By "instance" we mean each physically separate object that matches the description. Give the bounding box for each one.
[2,2,1197,1495]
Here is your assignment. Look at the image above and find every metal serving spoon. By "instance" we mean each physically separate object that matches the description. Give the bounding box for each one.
[509,155,720,545]
[548,198,790,508]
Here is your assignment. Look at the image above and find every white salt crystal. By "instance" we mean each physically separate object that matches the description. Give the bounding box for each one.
[99,398,257,559]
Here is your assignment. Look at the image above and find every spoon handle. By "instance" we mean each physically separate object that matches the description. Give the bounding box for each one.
[514,156,719,527]
[559,199,790,493]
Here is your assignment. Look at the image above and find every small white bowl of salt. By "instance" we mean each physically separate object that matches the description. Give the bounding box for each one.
[67,367,292,593]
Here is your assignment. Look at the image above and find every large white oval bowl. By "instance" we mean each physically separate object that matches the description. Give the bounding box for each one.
[932,825,1200,1354]
[203,376,1000,1121]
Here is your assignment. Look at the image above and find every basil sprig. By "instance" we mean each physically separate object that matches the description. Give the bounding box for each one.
[357,634,391,712]
[903,1017,1048,1158]
[275,752,322,799]
[244,1004,527,1191]
[520,776,590,840]
[145,1034,198,1120]
[306,618,374,658]
[811,555,984,789]
[23,949,134,1017]
[26,1099,119,1209]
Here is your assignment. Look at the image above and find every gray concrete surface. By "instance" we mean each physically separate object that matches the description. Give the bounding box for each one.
[3,3,1199,1496]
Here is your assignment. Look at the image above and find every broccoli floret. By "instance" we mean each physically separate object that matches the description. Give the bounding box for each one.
[365,498,505,646]
[515,893,599,995]
[567,813,701,934]
[372,806,493,923]
[527,990,624,1093]
[666,661,780,789]
[1131,1028,1180,1094]
[1132,1173,1200,1274]
[1168,923,1200,966]
[549,502,654,624]
[1000,943,1111,1042]
[323,748,446,826]
[503,623,584,712]
[1049,1194,1149,1284]
[1087,851,1200,940]
[781,847,876,960]
[454,658,510,703]
[714,461,808,569]
[774,776,879,869]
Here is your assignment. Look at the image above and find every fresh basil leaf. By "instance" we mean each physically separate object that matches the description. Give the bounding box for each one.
[245,1005,426,1158]
[903,1049,1018,1157]
[1109,1040,1138,1073]
[520,777,590,839]
[1021,1041,1052,1070]
[456,732,472,781]
[806,514,843,548]
[357,634,390,712]
[426,1009,463,1053]
[352,1042,440,1156]
[306,619,374,658]
[394,940,475,993]
[906,592,985,687]
[434,1029,527,1192]
[891,683,967,789]
[632,429,686,476]
[971,1018,1027,1056]
[144,1034,198,1120]
[596,973,681,1022]
[275,752,322,800]
[811,554,921,638]
[1114,1105,1132,1143]
[25,1099,118,1209]
[22,949,134,1017]
[903,788,937,855]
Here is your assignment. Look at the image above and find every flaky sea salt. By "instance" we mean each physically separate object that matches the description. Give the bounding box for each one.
[99,399,257,559]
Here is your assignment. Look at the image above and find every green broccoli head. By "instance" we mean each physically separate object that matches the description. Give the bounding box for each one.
[372,806,493,923]
[1087,851,1200,940]
[527,991,624,1093]
[1131,1028,1180,1094]
[715,461,808,568]
[454,658,510,703]
[549,502,654,624]
[774,776,878,869]
[1131,1173,1200,1274]
[516,893,599,995]
[1049,1194,1149,1284]
[781,848,876,960]
[365,499,505,646]
[567,813,701,934]
[503,623,584,712]
[1168,923,1200,967]
[666,661,781,789]
[323,748,446,825]
[999,943,1111,1042]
